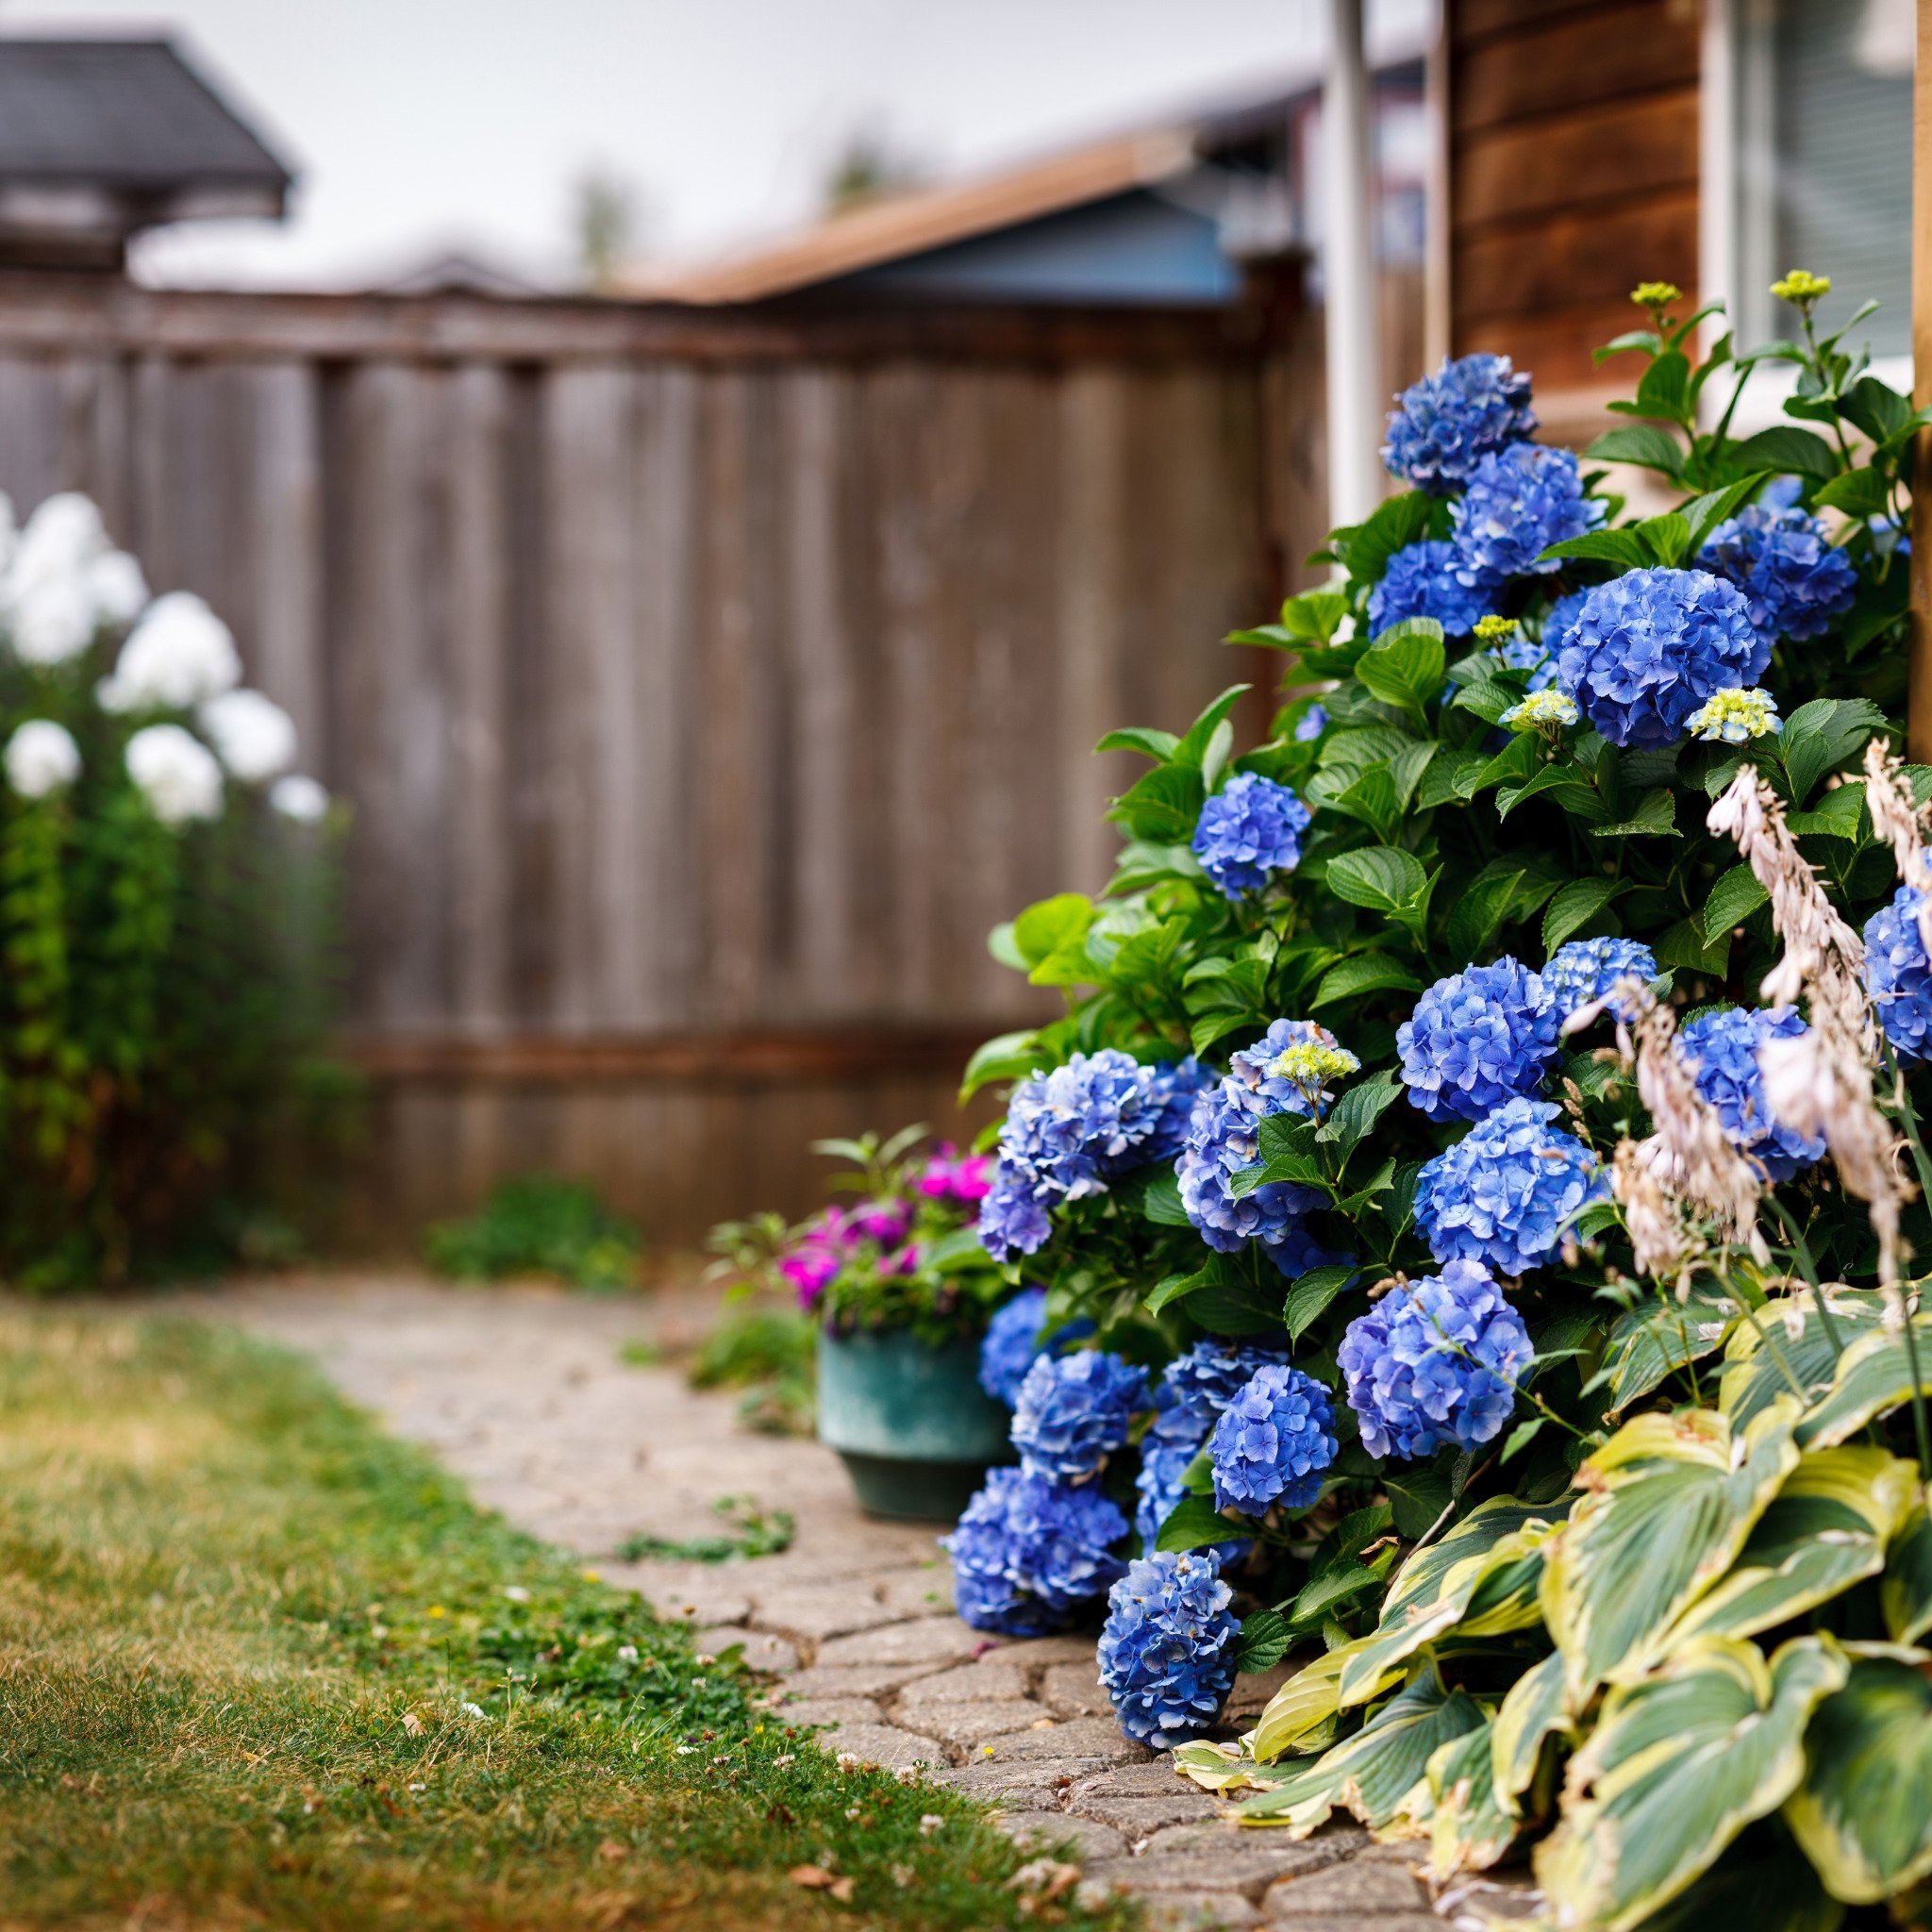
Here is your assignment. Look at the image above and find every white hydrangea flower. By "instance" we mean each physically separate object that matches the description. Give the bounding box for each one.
[199,688,297,783]
[125,722,224,826]
[8,492,108,595]
[9,575,97,666]
[4,719,80,799]
[98,591,242,713]
[270,773,329,824]
[87,550,149,627]
[0,492,146,666]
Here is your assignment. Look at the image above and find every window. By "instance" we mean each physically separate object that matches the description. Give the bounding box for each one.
[1724,0,1913,363]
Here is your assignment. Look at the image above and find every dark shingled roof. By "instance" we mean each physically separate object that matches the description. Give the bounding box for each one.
[0,37,292,190]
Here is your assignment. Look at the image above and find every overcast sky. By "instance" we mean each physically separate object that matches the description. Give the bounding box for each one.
[7,0,1426,289]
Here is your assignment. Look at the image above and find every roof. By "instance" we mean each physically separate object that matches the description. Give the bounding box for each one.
[0,37,292,193]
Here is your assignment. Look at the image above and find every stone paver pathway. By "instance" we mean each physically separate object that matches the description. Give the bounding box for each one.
[181,1274,1469,1930]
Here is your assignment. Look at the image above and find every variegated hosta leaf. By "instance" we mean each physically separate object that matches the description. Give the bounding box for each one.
[1609,1823,1845,1932]
[1533,1635,1846,1932]
[1881,1493,1932,1645]
[1663,1445,1918,1647]
[1717,1288,1890,1431]
[1601,1281,1742,1415]
[1795,1315,1932,1449]
[1172,1737,1258,1792]
[1425,1715,1517,1882]
[1249,1643,1400,1764]
[1784,1655,1932,1904]
[1234,1659,1485,1837]
[1337,1497,1567,1707]
[1539,1398,1801,1699]
[1490,1647,1570,1817]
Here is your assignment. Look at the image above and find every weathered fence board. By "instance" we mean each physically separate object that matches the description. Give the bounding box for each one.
[0,275,1304,1244]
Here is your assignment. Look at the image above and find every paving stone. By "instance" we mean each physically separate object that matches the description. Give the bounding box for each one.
[979,1715,1151,1765]
[896,1660,1029,1707]
[776,1660,952,1699]
[765,1699,881,1730]
[1083,1846,1324,1901]
[1257,1920,1442,1932]
[1040,1659,1109,1718]
[991,1632,1106,1668]
[926,1759,1114,1807]
[991,1810,1127,1860]
[1072,1760,1200,1799]
[873,1562,955,1616]
[749,1585,908,1643]
[1224,1664,1294,1724]
[809,1722,946,1772]
[1264,1858,1430,1916]
[1146,1823,1366,1882]
[908,1698,1058,1746]
[604,1572,753,1628]
[693,1625,798,1674]
[1069,1791,1222,1837]
[1137,1895,1261,1930]
[816,1616,983,1668]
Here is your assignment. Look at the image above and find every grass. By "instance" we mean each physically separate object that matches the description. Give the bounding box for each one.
[684,1302,817,1437]
[0,1313,1129,1931]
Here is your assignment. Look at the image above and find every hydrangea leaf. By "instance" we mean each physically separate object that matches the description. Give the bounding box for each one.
[1354,623,1446,724]
[1587,785,1679,839]
[1880,1496,1932,1645]
[1778,697,1888,808]
[1494,764,1610,825]
[1093,724,1180,762]
[1728,424,1839,479]
[1583,424,1687,478]
[1539,1400,1802,1699]
[1490,1647,1571,1814]
[1010,893,1094,970]
[1323,845,1427,914]
[1235,1660,1485,1834]
[1812,466,1891,520]
[1283,1262,1358,1342]
[1541,875,1632,951]
[1784,1656,1932,1902]
[1425,1715,1519,1881]
[1597,1282,1742,1415]
[1172,683,1252,770]
[1664,1445,1918,1647]
[1533,1634,1846,1932]
[1109,763,1207,842]
[1791,1316,1932,1448]
[1339,1498,1566,1707]
[1703,861,1771,942]
[1717,1289,1890,1431]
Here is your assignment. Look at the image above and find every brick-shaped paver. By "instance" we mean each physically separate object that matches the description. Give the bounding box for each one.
[991,1810,1127,1860]
[693,1625,798,1673]
[766,1697,881,1729]
[774,1659,952,1699]
[980,1715,1151,1764]
[1040,1659,1109,1718]
[810,1722,945,1771]
[873,1563,956,1616]
[1265,1858,1430,1916]
[815,1616,983,1668]
[910,1698,1058,1747]
[896,1659,1029,1707]
[1072,1760,1202,1798]
[749,1585,908,1643]
[1070,1790,1222,1837]
[1139,1896,1262,1930]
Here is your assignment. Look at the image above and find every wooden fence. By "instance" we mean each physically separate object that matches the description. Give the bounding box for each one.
[0,275,1316,1243]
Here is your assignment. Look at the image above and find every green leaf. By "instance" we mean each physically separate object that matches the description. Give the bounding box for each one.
[1681,474,1772,556]
[1240,1661,1485,1832]
[1157,1493,1247,1556]
[1785,1657,1932,1906]
[1246,1646,1374,1763]
[1109,764,1206,842]
[1534,1636,1848,1932]
[1235,1607,1293,1674]
[1135,1168,1190,1227]
[1174,684,1252,771]
[1778,697,1888,807]
[958,1028,1044,1101]
[1495,764,1610,825]
[1632,348,1690,423]
[1324,846,1427,913]
[1791,1314,1932,1449]
[1589,787,1679,839]
[1541,529,1654,570]
[1840,374,1913,448]
[1542,875,1631,950]
[1355,622,1446,722]
[1666,1445,1917,1649]
[1717,1288,1892,1432]
[1146,1252,1235,1315]
[1425,1717,1519,1882]
[1491,1649,1572,1815]
[1880,1500,1932,1646]
[1286,1557,1387,1632]
[1727,425,1840,479]
[1310,954,1422,1009]
[1621,1828,1845,1932]
[1703,862,1771,942]
[1339,488,1436,588]
[1443,866,1525,962]
[1315,1073,1401,1156]
[1787,779,1866,840]
[1540,1401,1803,1699]
[1599,1283,1743,1413]
[1654,915,1730,977]
[1812,467,1892,519]
[1584,425,1687,477]
[1276,588,1350,642]
[1094,724,1180,762]
[1384,1462,1453,1541]
[1324,765,1401,841]
[1284,1263,1357,1342]
[1639,511,1691,568]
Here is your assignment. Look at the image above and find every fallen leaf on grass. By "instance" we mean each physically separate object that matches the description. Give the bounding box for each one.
[788,1865,856,1902]
[401,1711,424,1736]
[598,1839,628,1863]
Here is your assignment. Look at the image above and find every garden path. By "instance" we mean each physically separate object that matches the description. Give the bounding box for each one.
[189,1274,1469,1931]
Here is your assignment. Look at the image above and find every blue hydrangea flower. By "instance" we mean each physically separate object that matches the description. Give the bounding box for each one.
[1678,1006,1826,1181]
[1293,704,1329,742]
[1488,630,1549,679]
[1414,1096,1607,1277]
[1131,1406,1253,1566]
[1144,1057,1218,1164]
[1555,567,1769,749]
[1338,1260,1532,1460]
[1191,774,1312,899]
[978,1288,1097,1407]
[1539,587,1591,662]
[1867,884,1932,1062]
[1368,540,1500,640]
[1698,504,1857,642]
[1382,353,1537,494]
[979,1050,1177,1259]
[1011,1348,1148,1481]
[1207,1364,1338,1513]
[1160,1340,1291,1424]
[945,1467,1128,1635]
[1541,937,1658,1022]
[1398,958,1559,1123]
[1450,444,1604,581]
[1098,1551,1241,1749]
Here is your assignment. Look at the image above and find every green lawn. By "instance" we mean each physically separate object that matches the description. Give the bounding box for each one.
[0,1313,1128,1931]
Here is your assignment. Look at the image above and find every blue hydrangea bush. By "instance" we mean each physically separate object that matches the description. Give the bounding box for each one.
[941,275,1932,1919]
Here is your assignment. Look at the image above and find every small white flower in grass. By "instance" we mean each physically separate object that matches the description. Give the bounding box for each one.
[1686,686,1781,743]
[892,1765,922,1785]
[772,1753,795,1766]
[198,688,297,782]
[919,1813,945,1836]
[125,723,223,826]
[4,720,80,799]
[460,1701,486,1718]
[1499,688,1578,733]
[501,1585,531,1603]
[98,591,242,712]
[615,1643,638,1662]
[270,773,329,824]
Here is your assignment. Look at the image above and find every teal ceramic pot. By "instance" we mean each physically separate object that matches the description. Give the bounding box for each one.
[816,1324,1014,1522]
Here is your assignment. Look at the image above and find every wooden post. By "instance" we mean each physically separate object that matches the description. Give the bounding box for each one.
[1911,0,1932,759]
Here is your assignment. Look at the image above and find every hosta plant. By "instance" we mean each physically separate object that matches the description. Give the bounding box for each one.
[0,491,346,1285]
[947,276,1932,1927]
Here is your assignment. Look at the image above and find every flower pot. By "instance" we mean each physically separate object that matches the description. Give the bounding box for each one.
[816,1324,1014,1521]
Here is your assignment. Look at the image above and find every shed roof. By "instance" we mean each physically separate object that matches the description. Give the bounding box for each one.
[0,37,292,192]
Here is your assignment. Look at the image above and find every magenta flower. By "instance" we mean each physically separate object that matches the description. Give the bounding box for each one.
[845,1198,913,1246]
[920,1145,994,1204]
[777,1242,841,1307]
